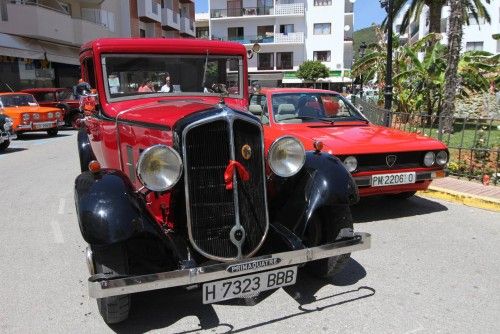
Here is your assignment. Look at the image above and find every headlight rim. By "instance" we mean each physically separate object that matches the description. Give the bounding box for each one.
[343,155,358,173]
[423,151,436,167]
[267,135,306,178]
[22,113,30,121]
[435,150,448,166]
[136,144,183,192]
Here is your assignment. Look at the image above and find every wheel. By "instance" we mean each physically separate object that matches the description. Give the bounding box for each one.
[0,140,10,152]
[47,128,58,137]
[303,206,354,278]
[391,191,417,199]
[91,243,131,324]
[70,112,84,129]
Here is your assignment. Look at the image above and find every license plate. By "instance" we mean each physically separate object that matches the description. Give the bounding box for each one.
[203,266,297,304]
[371,172,416,186]
[34,122,54,129]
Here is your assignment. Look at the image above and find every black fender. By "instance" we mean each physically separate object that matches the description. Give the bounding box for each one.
[74,169,163,245]
[77,127,95,172]
[269,152,359,238]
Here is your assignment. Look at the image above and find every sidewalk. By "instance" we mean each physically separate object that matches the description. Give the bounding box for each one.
[419,177,500,212]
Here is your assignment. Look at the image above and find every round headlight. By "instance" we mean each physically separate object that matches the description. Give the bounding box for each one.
[268,136,305,177]
[55,111,61,118]
[136,145,183,192]
[48,112,54,119]
[436,151,448,166]
[22,113,30,121]
[343,156,358,172]
[33,113,40,120]
[423,151,435,167]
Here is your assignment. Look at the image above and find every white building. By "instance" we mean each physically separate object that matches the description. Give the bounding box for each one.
[205,0,355,88]
[395,0,499,54]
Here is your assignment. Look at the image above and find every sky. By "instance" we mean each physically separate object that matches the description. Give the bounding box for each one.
[194,0,387,31]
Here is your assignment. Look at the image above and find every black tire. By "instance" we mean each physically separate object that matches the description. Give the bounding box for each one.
[391,191,417,199]
[0,140,10,152]
[47,128,58,137]
[70,112,84,129]
[92,244,131,324]
[303,206,354,278]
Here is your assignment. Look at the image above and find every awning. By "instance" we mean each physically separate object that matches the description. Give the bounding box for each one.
[0,33,80,65]
[282,77,353,84]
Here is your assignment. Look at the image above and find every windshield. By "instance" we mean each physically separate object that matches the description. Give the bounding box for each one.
[0,94,38,108]
[103,54,243,101]
[270,93,364,123]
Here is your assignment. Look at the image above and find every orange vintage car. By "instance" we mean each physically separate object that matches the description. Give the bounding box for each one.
[0,92,65,136]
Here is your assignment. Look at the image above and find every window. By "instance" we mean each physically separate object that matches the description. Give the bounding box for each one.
[276,52,293,69]
[258,53,274,70]
[196,27,209,39]
[140,29,146,38]
[314,51,331,62]
[466,41,483,51]
[59,2,72,15]
[314,0,332,6]
[279,24,294,34]
[314,23,331,35]
[228,27,244,41]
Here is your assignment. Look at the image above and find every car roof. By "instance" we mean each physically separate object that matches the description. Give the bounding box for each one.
[259,88,341,95]
[21,88,69,93]
[81,38,247,57]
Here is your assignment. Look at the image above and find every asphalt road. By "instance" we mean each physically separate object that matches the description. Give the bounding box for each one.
[0,131,499,334]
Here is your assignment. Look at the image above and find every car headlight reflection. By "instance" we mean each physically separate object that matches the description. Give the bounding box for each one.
[424,151,435,167]
[343,156,358,172]
[268,136,305,177]
[436,151,448,166]
[136,145,183,192]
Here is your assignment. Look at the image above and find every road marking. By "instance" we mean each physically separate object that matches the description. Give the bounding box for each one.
[50,220,64,244]
[58,198,66,215]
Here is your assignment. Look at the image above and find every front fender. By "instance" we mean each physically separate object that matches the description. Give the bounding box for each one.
[269,152,359,238]
[74,169,161,245]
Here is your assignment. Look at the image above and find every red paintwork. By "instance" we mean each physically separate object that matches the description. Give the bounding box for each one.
[80,38,249,227]
[258,88,448,197]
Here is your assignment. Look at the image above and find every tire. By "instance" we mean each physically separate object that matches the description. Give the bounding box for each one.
[47,128,58,137]
[391,191,417,199]
[70,112,84,129]
[92,243,131,324]
[303,206,354,278]
[0,140,10,152]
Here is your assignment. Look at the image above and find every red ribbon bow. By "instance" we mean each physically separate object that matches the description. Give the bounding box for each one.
[224,160,250,190]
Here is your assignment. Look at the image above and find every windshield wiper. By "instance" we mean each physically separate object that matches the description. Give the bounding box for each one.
[292,116,370,125]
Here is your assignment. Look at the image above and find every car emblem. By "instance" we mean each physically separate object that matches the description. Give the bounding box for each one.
[386,155,397,167]
[226,258,282,273]
[241,144,252,160]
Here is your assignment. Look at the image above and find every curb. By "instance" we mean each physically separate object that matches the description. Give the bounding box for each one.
[418,186,500,212]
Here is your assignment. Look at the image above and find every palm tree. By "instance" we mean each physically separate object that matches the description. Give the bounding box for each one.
[393,0,491,35]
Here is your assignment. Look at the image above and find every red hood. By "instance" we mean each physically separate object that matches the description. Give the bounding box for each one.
[105,97,246,129]
[274,122,447,155]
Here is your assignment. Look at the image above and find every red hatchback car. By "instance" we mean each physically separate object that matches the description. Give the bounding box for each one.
[249,88,448,198]
[22,88,83,129]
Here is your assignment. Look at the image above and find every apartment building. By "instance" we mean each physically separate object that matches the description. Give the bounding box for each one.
[206,0,354,88]
[0,0,195,90]
[395,0,499,54]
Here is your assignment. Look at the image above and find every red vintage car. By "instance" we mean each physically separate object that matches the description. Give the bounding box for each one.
[249,88,448,198]
[22,88,83,129]
[74,38,370,324]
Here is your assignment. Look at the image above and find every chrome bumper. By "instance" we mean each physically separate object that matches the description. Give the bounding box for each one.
[354,170,445,187]
[17,120,61,131]
[0,131,16,143]
[89,232,371,299]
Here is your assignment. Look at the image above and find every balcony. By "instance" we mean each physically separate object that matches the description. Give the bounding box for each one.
[180,16,195,36]
[138,0,161,23]
[274,32,304,44]
[161,7,180,30]
[211,2,305,19]
[274,3,304,16]
[217,32,304,45]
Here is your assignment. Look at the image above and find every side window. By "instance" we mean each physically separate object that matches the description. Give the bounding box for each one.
[249,94,269,125]
[83,58,96,88]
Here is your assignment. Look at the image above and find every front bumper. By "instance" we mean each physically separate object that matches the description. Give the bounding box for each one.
[17,120,65,131]
[0,131,16,143]
[88,232,371,299]
[353,169,446,188]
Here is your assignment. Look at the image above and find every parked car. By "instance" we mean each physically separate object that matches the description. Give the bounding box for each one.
[0,93,64,136]
[74,38,370,324]
[249,88,448,198]
[0,113,16,152]
[22,88,83,129]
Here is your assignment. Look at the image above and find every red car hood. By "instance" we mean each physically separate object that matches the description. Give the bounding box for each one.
[106,97,246,129]
[276,123,447,155]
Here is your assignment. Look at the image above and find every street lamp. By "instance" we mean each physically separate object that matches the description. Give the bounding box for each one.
[380,0,393,126]
[358,41,367,98]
